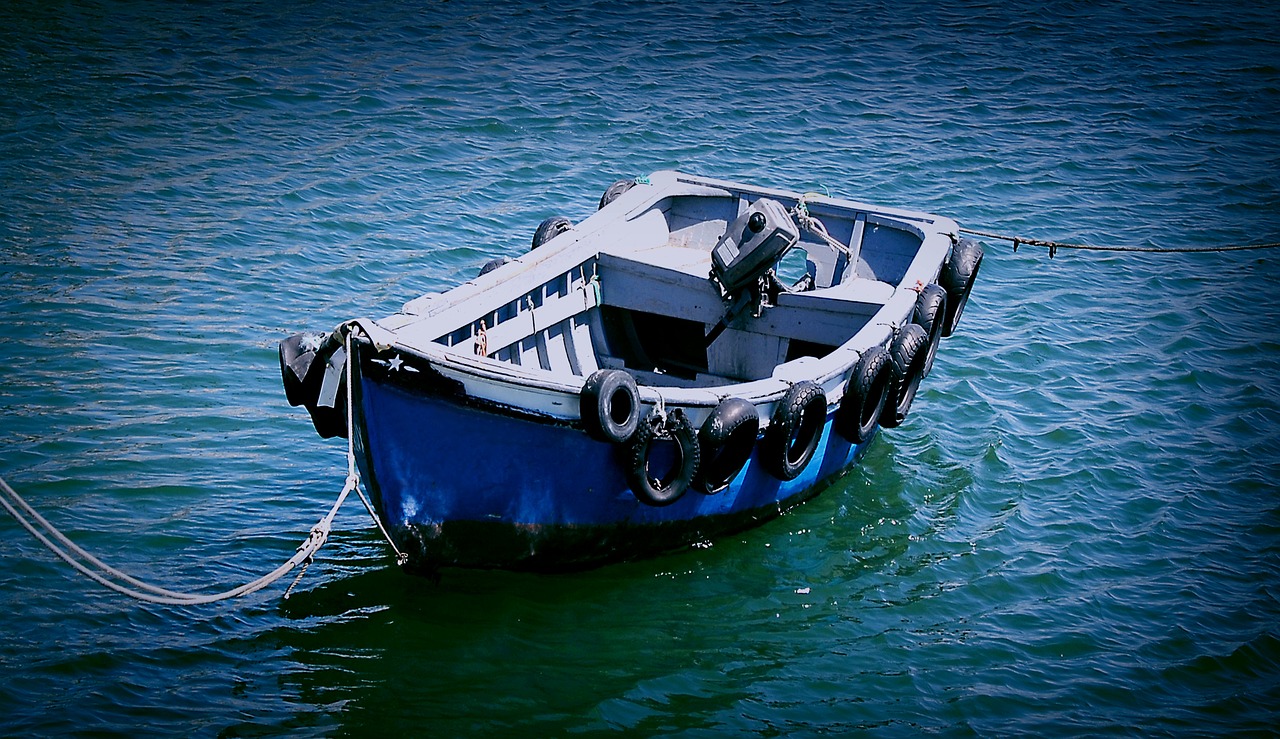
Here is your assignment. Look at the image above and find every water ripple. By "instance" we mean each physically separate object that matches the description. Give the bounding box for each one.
[2,0,1280,735]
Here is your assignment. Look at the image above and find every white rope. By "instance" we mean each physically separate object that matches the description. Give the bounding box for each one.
[792,196,852,258]
[353,485,409,566]
[0,470,353,605]
[340,323,409,566]
[0,328,397,604]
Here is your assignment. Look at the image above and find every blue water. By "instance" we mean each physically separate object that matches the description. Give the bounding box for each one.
[3,0,1279,735]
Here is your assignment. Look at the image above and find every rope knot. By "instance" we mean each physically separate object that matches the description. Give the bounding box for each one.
[650,391,668,433]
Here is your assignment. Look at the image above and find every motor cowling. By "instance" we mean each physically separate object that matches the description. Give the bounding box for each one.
[711,197,799,297]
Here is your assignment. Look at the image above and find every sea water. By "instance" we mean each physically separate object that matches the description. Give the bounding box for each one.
[2,0,1278,735]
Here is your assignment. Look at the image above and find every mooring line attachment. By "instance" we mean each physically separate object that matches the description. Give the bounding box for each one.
[340,323,410,567]
[958,227,1280,257]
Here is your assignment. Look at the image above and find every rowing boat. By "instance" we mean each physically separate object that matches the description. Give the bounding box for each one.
[279,171,982,572]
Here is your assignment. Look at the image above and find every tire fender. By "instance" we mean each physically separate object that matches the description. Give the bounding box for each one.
[940,238,983,337]
[627,409,700,506]
[598,178,636,210]
[532,216,573,250]
[761,381,827,481]
[912,282,948,378]
[881,323,929,429]
[478,256,511,276]
[694,397,759,494]
[580,369,640,443]
[835,346,890,444]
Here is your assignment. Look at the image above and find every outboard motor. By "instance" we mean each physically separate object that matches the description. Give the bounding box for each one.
[279,331,348,439]
[710,197,799,297]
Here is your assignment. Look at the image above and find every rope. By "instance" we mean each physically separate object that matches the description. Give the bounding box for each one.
[792,196,852,258]
[0,466,354,606]
[958,227,1280,256]
[341,323,409,566]
[0,327,405,605]
[354,485,409,566]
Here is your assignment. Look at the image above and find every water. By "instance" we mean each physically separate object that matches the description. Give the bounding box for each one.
[2,0,1279,735]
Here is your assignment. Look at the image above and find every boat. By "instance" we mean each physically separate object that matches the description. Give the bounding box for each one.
[278,171,983,573]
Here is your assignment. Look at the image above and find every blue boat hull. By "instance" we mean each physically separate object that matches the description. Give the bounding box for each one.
[351,349,876,571]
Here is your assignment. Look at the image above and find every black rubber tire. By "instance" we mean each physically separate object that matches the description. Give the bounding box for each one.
[626,409,700,506]
[761,381,827,481]
[280,332,341,408]
[580,369,641,444]
[694,397,759,494]
[279,333,313,407]
[478,256,511,276]
[912,282,948,378]
[531,216,573,250]
[940,238,983,337]
[280,331,348,439]
[304,341,348,439]
[598,178,636,210]
[834,346,891,444]
[880,323,930,429]
[307,388,347,439]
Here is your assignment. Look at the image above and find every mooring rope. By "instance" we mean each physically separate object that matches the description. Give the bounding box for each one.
[0,473,353,605]
[958,227,1280,257]
[340,323,410,567]
[793,195,853,258]
[0,327,404,605]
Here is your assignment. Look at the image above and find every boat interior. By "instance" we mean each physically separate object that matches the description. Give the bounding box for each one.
[423,192,926,389]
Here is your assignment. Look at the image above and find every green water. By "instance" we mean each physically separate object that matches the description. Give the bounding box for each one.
[2,0,1278,735]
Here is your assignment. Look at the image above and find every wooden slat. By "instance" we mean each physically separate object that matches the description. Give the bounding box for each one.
[479,280,602,357]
